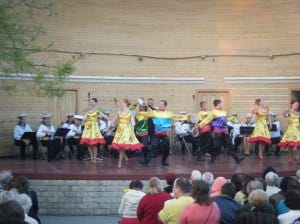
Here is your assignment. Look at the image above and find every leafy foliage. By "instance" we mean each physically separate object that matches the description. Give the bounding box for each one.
[0,0,75,97]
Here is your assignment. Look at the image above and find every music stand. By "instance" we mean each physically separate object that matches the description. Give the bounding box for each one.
[240,126,254,135]
[21,132,36,140]
[52,128,70,161]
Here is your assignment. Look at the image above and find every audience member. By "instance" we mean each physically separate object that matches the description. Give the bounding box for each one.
[179,180,220,224]
[159,178,193,224]
[262,166,277,180]
[15,176,40,224]
[269,176,294,209]
[278,189,300,224]
[238,180,276,215]
[201,172,214,189]
[214,182,240,224]
[0,191,13,203]
[0,200,26,224]
[137,177,172,224]
[265,172,280,197]
[190,170,201,183]
[234,174,255,206]
[210,177,226,198]
[13,193,38,224]
[118,180,145,224]
[163,172,176,194]
[236,189,278,224]
[231,174,242,192]
[0,171,13,192]
[296,170,300,182]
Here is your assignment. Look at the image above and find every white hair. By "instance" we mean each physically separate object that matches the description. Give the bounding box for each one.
[0,170,13,188]
[265,172,278,186]
[0,190,13,203]
[147,177,162,194]
[191,170,202,181]
[202,172,214,185]
[14,193,32,214]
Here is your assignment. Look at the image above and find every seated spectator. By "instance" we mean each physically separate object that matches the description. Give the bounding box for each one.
[0,200,27,224]
[15,176,40,224]
[269,176,294,210]
[234,174,255,206]
[137,177,172,224]
[13,193,38,224]
[118,180,145,224]
[159,178,193,224]
[262,166,277,180]
[238,180,276,215]
[190,170,201,183]
[214,182,240,224]
[0,191,13,203]
[265,172,280,197]
[179,180,220,224]
[163,172,176,194]
[277,178,300,215]
[231,174,242,192]
[201,172,214,190]
[210,177,226,198]
[0,171,13,192]
[278,189,300,224]
[236,189,279,224]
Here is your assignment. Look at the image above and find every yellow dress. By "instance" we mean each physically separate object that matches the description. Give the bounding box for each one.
[278,111,300,149]
[248,109,271,144]
[80,110,105,145]
[110,112,143,151]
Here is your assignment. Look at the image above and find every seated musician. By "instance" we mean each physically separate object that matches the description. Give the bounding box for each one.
[13,113,38,160]
[66,115,87,160]
[265,113,281,156]
[61,113,75,129]
[174,112,199,154]
[228,113,241,150]
[99,111,116,158]
[36,113,59,161]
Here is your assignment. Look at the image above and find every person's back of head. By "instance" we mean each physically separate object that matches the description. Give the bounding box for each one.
[174,178,191,195]
[0,200,25,222]
[165,172,176,186]
[231,174,242,192]
[202,172,214,186]
[248,189,268,209]
[129,180,143,191]
[191,180,211,205]
[147,177,162,194]
[14,193,32,214]
[265,172,278,187]
[246,180,264,195]
[280,176,294,193]
[296,170,300,182]
[0,191,13,203]
[190,170,202,182]
[262,167,277,180]
[15,176,30,195]
[221,182,237,199]
[285,189,300,210]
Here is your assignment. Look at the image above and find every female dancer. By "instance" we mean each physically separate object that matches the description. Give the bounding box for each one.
[80,98,108,163]
[108,99,143,168]
[248,99,271,160]
[278,100,300,164]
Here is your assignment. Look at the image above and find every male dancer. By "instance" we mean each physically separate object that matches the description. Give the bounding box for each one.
[199,99,244,164]
[194,101,213,161]
[139,100,186,166]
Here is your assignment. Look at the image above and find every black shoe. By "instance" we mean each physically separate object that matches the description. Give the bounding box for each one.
[234,156,245,164]
[162,162,169,166]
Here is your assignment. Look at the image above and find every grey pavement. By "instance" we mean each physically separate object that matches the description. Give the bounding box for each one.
[40,215,120,224]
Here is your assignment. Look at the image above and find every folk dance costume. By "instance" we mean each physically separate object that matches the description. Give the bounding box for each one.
[199,108,244,164]
[248,109,271,145]
[278,111,300,149]
[110,111,143,151]
[140,110,187,166]
[195,110,213,161]
[80,110,105,146]
[135,110,151,150]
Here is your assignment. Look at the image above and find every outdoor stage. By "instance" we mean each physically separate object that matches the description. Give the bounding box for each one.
[0,152,298,180]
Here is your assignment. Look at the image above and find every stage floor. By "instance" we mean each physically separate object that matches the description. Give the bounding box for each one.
[0,152,298,180]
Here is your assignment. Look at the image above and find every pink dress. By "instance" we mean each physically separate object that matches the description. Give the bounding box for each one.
[179,202,220,224]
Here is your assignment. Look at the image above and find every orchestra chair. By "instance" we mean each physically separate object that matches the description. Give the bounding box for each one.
[36,138,48,161]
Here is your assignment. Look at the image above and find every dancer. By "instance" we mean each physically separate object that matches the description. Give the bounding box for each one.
[108,99,143,168]
[195,101,213,161]
[248,98,271,160]
[278,100,300,164]
[199,99,244,164]
[80,98,108,164]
